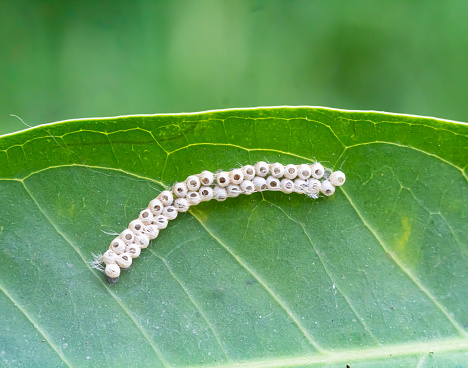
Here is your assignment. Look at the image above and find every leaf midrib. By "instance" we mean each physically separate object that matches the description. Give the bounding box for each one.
[184,337,468,368]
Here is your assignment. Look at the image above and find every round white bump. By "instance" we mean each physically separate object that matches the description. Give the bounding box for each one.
[229,169,244,185]
[280,178,294,193]
[320,180,335,196]
[174,198,190,212]
[240,180,255,194]
[294,179,307,193]
[134,233,150,248]
[199,171,214,186]
[110,238,126,255]
[162,206,178,220]
[105,263,121,278]
[116,254,132,269]
[102,249,119,265]
[138,209,154,225]
[126,244,141,258]
[199,186,214,201]
[214,186,228,201]
[185,175,201,191]
[307,178,321,194]
[270,163,285,178]
[187,191,202,205]
[283,164,298,179]
[297,164,312,180]
[266,176,281,190]
[242,165,256,180]
[227,184,242,198]
[158,190,174,206]
[153,215,169,229]
[252,176,267,191]
[329,171,346,186]
[148,198,164,216]
[173,182,188,198]
[310,163,325,179]
[119,229,135,245]
[129,219,145,235]
[216,172,230,187]
[255,161,270,177]
[143,225,159,240]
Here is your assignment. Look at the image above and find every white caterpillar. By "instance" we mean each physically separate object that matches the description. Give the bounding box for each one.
[92,162,346,283]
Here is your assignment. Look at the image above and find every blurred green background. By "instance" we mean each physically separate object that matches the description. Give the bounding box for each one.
[2,0,468,136]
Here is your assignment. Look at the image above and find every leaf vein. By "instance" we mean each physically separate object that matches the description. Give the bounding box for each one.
[0,283,74,368]
[20,181,171,367]
[341,186,468,336]
[151,251,231,362]
[265,199,381,345]
[338,141,467,180]
[189,210,328,354]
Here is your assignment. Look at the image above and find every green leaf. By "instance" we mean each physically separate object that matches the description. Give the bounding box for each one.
[0,107,467,367]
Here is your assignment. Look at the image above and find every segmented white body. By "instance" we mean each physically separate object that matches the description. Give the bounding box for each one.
[94,162,346,283]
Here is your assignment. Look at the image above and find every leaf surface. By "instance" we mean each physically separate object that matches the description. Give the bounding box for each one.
[0,107,467,367]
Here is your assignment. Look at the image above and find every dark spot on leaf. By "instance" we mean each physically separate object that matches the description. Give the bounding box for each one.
[107,276,119,284]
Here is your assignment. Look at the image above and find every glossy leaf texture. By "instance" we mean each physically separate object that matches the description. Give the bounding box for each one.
[0,107,467,367]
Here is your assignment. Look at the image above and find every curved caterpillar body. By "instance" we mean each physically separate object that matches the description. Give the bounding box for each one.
[94,162,346,283]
